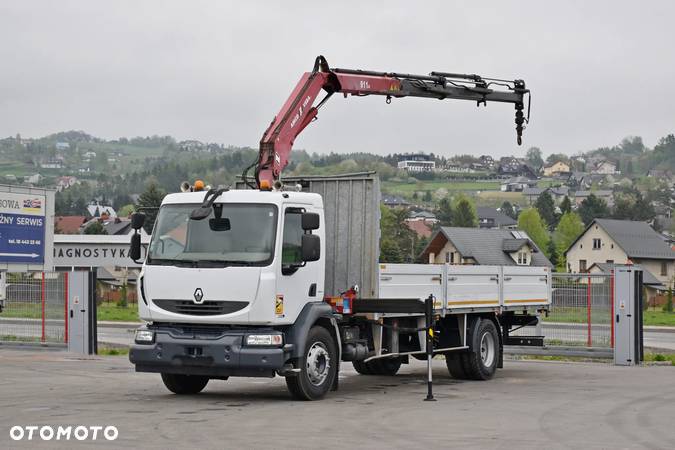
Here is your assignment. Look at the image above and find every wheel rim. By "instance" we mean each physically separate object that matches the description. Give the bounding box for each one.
[480,331,496,367]
[306,342,331,386]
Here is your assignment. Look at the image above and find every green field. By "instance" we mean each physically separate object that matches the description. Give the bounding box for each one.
[97,302,139,322]
[543,308,675,327]
[1,301,139,322]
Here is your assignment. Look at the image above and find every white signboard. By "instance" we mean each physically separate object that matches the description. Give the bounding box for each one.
[53,234,149,268]
[0,185,54,272]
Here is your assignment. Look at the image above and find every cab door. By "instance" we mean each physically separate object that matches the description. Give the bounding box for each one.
[274,206,323,324]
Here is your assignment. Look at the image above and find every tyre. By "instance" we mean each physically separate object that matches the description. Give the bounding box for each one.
[445,353,470,379]
[286,326,338,400]
[352,357,402,375]
[352,359,373,375]
[160,373,209,395]
[462,318,500,380]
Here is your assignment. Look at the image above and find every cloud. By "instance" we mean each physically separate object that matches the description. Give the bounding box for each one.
[1,0,673,157]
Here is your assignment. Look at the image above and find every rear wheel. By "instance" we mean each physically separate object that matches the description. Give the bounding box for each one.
[463,318,500,380]
[445,353,470,379]
[286,326,337,400]
[160,373,209,395]
[352,357,402,376]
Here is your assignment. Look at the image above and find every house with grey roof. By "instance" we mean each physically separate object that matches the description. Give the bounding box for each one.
[564,219,675,290]
[589,262,669,308]
[476,207,517,230]
[419,227,552,267]
[574,190,614,208]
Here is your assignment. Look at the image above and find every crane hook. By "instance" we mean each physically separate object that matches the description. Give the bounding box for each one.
[386,95,392,104]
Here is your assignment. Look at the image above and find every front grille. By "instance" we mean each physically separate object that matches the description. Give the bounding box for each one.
[153,299,249,316]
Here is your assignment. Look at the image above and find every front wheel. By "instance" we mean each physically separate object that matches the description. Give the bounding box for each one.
[160,373,209,395]
[286,326,338,400]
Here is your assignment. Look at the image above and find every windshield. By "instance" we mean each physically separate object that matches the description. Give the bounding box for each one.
[148,203,277,266]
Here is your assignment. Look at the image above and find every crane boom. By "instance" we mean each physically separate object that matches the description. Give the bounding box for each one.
[253,55,530,187]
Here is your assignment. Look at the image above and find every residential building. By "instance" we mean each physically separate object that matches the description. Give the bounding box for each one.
[574,190,614,208]
[479,155,495,169]
[40,159,64,169]
[591,160,618,175]
[407,210,438,222]
[86,202,117,218]
[55,142,70,151]
[501,176,537,192]
[405,220,434,238]
[548,186,570,204]
[55,216,87,234]
[419,227,552,266]
[397,154,435,172]
[564,219,675,289]
[523,187,545,204]
[56,176,78,192]
[589,263,667,308]
[381,195,409,208]
[25,173,43,184]
[543,161,571,177]
[497,157,538,178]
[476,207,517,229]
[81,217,149,236]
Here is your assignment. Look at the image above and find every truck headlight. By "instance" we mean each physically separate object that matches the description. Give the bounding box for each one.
[246,334,283,346]
[134,330,155,344]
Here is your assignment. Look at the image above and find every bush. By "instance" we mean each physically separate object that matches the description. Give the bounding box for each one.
[663,287,673,313]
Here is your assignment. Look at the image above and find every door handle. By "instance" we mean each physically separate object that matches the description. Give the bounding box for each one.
[616,314,620,323]
[70,310,73,318]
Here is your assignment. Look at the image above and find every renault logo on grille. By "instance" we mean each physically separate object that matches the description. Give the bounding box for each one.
[193,288,204,304]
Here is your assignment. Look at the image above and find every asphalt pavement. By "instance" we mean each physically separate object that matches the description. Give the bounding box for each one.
[0,349,674,449]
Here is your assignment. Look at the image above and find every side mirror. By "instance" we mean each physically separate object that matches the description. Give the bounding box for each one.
[301,212,320,231]
[130,233,142,262]
[301,234,320,262]
[131,212,146,230]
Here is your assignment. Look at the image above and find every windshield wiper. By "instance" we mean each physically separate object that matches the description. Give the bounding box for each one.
[147,258,199,267]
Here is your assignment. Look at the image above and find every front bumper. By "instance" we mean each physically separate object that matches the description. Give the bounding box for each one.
[129,325,293,378]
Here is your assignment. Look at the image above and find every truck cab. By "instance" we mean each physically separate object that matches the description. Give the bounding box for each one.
[129,188,342,399]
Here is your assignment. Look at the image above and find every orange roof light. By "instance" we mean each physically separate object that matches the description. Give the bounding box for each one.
[193,180,205,191]
[260,180,271,191]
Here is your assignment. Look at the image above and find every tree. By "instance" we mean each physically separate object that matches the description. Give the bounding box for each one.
[526,147,544,170]
[423,191,432,202]
[664,287,673,314]
[546,239,560,269]
[452,196,477,227]
[517,208,549,252]
[534,191,557,229]
[118,204,135,217]
[436,197,453,226]
[578,194,609,226]
[83,221,107,235]
[554,212,585,259]
[500,201,516,220]
[137,181,166,234]
[560,196,572,215]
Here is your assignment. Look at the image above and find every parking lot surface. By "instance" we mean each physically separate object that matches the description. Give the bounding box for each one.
[1,349,674,449]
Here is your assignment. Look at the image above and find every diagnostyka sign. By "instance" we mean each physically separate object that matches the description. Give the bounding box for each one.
[0,192,47,263]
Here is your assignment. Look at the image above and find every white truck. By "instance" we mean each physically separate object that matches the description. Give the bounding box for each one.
[128,57,544,400]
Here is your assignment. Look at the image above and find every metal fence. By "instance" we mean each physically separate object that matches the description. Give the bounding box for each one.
[513,273,614,348]
[0,272,68,343]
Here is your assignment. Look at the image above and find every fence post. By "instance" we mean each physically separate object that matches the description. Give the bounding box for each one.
[41,272,46,343]
[586,275,592,347]
[610,270,614,349]
[64,272,69,344]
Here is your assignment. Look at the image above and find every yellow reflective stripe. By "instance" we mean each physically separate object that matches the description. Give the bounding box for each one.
[504,299,547,304]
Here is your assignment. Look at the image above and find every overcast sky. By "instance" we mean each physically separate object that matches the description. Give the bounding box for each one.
[1,1,673,158]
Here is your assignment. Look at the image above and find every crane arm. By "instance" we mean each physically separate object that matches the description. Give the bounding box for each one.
[253,55,530,188]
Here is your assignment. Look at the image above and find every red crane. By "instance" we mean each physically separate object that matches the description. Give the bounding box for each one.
[251,55,530,188]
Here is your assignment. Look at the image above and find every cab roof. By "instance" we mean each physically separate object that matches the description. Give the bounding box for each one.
[161,189,323,208]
